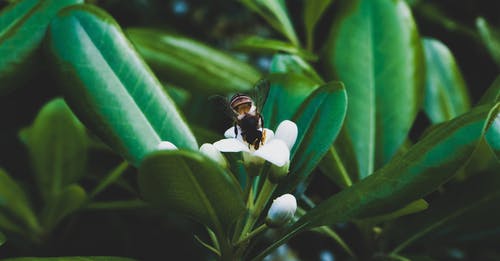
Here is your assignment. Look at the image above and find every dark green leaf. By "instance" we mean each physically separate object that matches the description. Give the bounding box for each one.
[304,0,334,50]
[359,199,428,224]
[23,98,87,202]
[0,0,83,95]
[251,102,498,261]
[47,5,198,166]
[476,17,500,68]
[384,170,500,254]
[0,168,40,237]
[271,54,323,83]
[239,0,299,46]
[282,83,347,191]
[138,150,245,239]
[127,28,260,94]
[262,73,318,131]
[478,75,500,105]
[3,257,136,261]
[422,38,470,123]
[40,185,87,232]
[324,0,425,179]
[234,36,317,61]
[0,230,5,246]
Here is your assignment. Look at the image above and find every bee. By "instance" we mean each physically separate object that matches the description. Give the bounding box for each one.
[228,79,270,150]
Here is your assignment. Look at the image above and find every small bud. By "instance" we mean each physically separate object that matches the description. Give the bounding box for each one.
[157,141,177,150]
[200,143,228,168]
[242,152,265,176]
[268,161,289,183]
[266,194,297,228]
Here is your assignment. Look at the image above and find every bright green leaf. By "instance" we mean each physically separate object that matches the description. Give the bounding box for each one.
[324,0,425,179]
[239,0,299,46]
[304,0,334,50]
[47,5,198,166]
[234,36,317,61]
[251,102,499,261]
[271,54,323,83]
[281,83,347,191]
[422,38,470,123]
[138,150,245,242]
[23,98,87,202]
[0,0,83,95]
[476,17,500,68]
[127,28,260,94]
[0,168,40,237]
[40,185,87,232]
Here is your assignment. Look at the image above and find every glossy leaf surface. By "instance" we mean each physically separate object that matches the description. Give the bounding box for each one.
[127,28,260,94]
[47,5,198,165]
[282,83,347,191]
[252,102,500,261]
[422,38,470,123]
[271,54,323,83]
[0,0,83,95]
[324,0,425,178]
[23,98,87,202]
[139,150,245,238]
[234,36,317,61]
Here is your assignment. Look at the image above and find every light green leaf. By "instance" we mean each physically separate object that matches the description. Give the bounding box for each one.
[261,73,319,132]
[282,83,347,191]
[40,185,87,232]
[476,17,500,68]
[2,257,136,261]
[234,36,317,61]
[422,38,470,123]
[239,0,299,46]
[251,102,499,261]
[271,54,323,83]
[0,0,83,95]
[127,28,260,94]
[0,168,40,237]
[47,5,198,166]
[138,150,245,247]
[23,98,87,202]
[304,0,334,50]
[324,0,425,179]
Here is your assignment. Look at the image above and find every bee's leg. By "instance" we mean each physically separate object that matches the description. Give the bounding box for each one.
[261,129,266,145]
[253,138,260,150]
[234,122,238,137]
[259,114,264,129]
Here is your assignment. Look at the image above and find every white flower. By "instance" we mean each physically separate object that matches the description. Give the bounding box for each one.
[199,143,228,168]
[266,194,297,227]
[157,141,177,150]
[213,120,298,167]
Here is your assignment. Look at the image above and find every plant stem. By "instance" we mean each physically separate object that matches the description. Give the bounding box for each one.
[234,224,268,247]
[330,147,353,187]
[89,161,129,198]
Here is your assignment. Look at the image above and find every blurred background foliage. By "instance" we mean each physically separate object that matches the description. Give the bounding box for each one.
[0,0,499,260]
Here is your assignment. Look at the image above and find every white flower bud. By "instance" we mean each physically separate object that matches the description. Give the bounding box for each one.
[157,141,177,150]
[200,143,228,168]
[266,194,297,227]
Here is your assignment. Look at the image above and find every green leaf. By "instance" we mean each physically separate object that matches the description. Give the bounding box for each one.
[126,28,260,94]
[270,54,323,83]
[0,0,83,95]
[239,0,299,46]
[324,0,425,179]
[138,150,245,241]
[385,171,500,254]
[40,184,87,232]
[304,0,334,50]
[23,98,87,202]
[359,199,428,224]
[0,168,40,237]
[47,5,198,166]
[478,75,500,105]
[0,230,5,247]
[234,36,317,61]
[476,17,500,68]
[251,102,499,261]
[2,257,136,261]
[422,38,470,123]
[282,83,347,191]
[261,73,318,130]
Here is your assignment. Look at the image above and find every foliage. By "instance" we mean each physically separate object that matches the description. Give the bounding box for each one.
[0,0,499,260]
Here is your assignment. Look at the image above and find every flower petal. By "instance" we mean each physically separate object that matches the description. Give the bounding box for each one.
[213,138,250,152]
[157,141,177,150]
[274,120,298,150]
[253,139,290,167]
[200,143,228,167]
[224,126,237,138]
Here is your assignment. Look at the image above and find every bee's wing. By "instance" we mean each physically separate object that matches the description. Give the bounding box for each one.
[208,94,238,120]
[251,78,270,111]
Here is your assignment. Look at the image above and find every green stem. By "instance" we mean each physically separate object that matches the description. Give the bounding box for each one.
[84,199,148,211]
[89,161,129,198]
[234,224,268,247]
[331,147,353,187]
